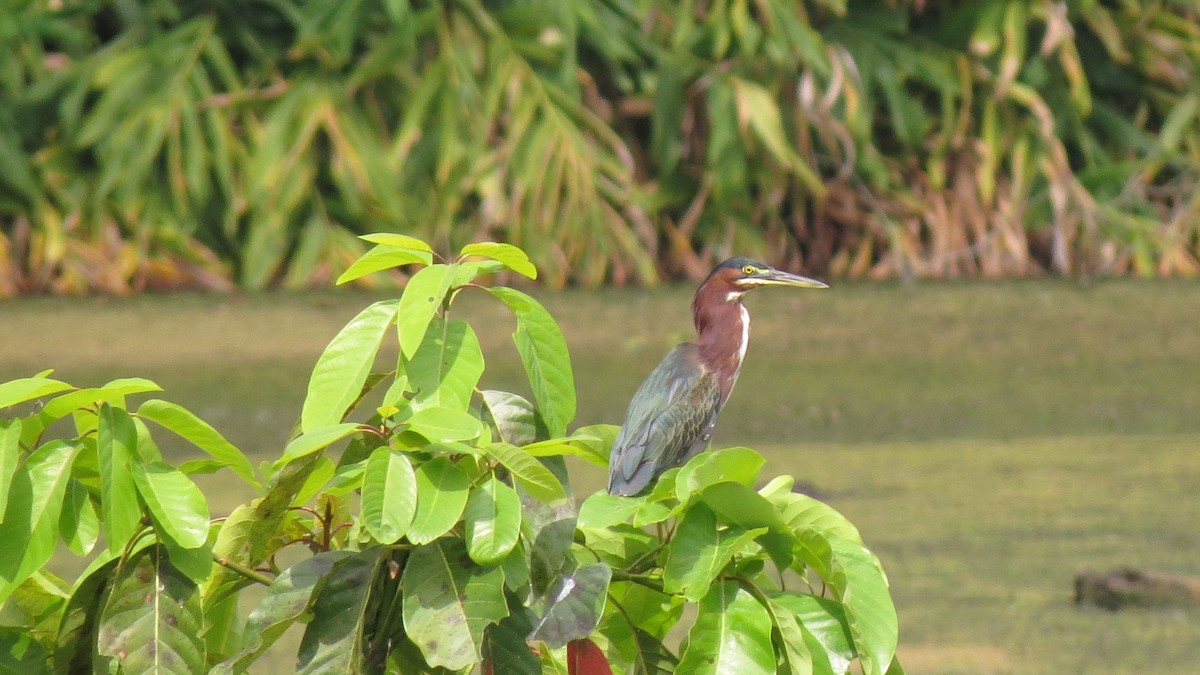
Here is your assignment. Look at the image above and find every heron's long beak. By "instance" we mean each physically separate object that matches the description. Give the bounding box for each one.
[753,268,829,289]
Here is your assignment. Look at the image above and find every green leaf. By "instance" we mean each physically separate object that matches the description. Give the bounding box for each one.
[818,540,898,675]
[361,447,417,543]
[100,377,163,395]
[97,405,144,556]
[402,538,509,670]
[0,441,76,606]
[408,457,470,545]
[136,399,257,487]
[0,628,49,674]
[459,242,538,279]
[59,480,99,556]
[697,481,794,566]
[487,287,576,437]
[359,233,433,251]
[577,491,647,530]
[664,503,767,601]
[769,488,863,545]
[464,475,523,565]
[279,423,361,463]
[336,245,433,284]
[481,390,542,446]
[213,551,354,674]
[485,619,541,675]
[598,583,682,673]
[131,461,210,549]
[768,593,855,675]
[398,263,455,359]
[408,317,485,411]
[301,300,399,432]
[677,580,776,674]
[529,562,612,649]
[405,405,482,443]
[0,419,21,521]
[96,548,204,675]
[675,446,766,502]
[482,442,566,502]
[0,376,73,410]
[54,557,118,673]
[296,549,384,674]
[524,430,613,468]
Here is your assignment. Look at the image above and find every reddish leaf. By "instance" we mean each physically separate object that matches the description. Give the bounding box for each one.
[568,638,613,675]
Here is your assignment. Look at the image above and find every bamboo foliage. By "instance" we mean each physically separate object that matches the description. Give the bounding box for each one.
[0,0,1198,294]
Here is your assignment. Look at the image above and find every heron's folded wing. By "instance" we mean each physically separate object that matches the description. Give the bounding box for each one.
[608,344,721,494]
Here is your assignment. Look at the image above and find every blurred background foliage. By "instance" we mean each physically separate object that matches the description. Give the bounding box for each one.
[1,0,1198,295]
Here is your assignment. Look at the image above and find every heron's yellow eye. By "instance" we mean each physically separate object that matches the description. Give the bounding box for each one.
[742,265,756,275]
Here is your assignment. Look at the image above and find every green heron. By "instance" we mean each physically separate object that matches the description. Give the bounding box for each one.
[607,258,828,496]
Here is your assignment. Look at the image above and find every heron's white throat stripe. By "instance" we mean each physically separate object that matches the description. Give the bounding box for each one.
[737,304,749,367]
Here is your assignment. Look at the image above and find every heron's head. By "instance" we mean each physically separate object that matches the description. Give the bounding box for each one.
[703,257,828,302]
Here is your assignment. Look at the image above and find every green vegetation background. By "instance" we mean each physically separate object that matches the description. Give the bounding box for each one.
[3,1,1200,295]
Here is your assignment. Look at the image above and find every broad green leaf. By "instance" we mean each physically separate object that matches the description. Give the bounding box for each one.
[675,446,765,502]
[279,423,361,463]
[54,557,118,673]
[398,263,456,358]
[598,583,682,673]
[359,233,433,251]
[405,405,482,442]
[769,593,855,675]
[0,441,76,606]
[529,518,577,595]
[96,548,204,675]
[697,481,794,566]
[0,628,49,674]
[361,447,417,543]
[159,527,213,585]
[301,300,398,432]
[402,538,509,669]
[453,259,507,286]
[408,457,470,545]
[464,475,523,565]
[408,317,485,411]
[524,432,610,468]
[131,461,210,549]
[770,489,863,545]
[530,562,612,649]
[577,491,646,530]
[482,442,566,502]
[59,480,99,557]
[485,619,541,675]
[677,580,775,674]
[21,388,125,446]
[459,242,538,279]
[136,399,257,487]
[0,419,21,521]
[249,453,324,561]
[481,390,541,446]
[322,458,368,497]
[293,455,336,506]
[487,287,576,437]
[296,549,384,674]
[336,245,432,284]
[817,539,898,675]
[98,405,143,555]
[213,551,354,674]
[0,376,73,410]
[101,377,163,395]
[664,503,767,601]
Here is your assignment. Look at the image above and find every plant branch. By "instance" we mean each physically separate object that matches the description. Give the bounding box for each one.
[214,555,275,586]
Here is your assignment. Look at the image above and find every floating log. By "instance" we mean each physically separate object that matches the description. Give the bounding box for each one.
[1074,568,1200,610]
